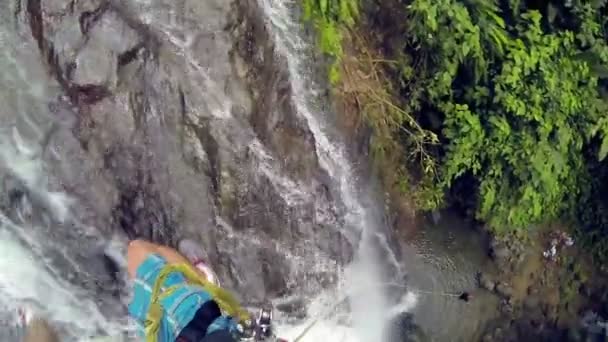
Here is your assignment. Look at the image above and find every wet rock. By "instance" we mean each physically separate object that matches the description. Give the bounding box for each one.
[431,210,441,224]
[386,313,430,342]
[51,16,86,68]
[231,0,320,183]
[67,6,143,89]
[43,0,74,15]
[494,327,504,339]
[73,0,106,13]
[527,286,539,296]
[72,40,117,88]
[500,302,514,314]
[491,241,510,262]
[20,0,356,314]
[479,272,496,291]
[524,296,540,310]
[274,298,307,319]
[88,10,141,56]
[496,283,514,298]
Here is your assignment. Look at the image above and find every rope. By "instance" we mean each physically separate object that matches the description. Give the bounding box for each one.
[144,263,250,342]
[291,282,464,341]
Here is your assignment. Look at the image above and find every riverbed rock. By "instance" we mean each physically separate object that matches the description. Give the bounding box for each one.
[524,296,540,310]
[496,283,514,298]
[500,300,514,314]
[479,272,496,291]
[491,241,511,262]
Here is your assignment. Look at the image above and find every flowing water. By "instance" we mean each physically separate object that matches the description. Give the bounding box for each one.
[0,0,498,341]
[0,3,127,339]
[406,211,501,341]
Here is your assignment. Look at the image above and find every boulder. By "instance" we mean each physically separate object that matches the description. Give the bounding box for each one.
[479,272,496,291]
[491,242,511,261]
[523,296,540,310]
[496,283,514,298]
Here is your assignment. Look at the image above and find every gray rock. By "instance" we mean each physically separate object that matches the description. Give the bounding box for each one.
[517,253,526,264]
[72,0,106,13]
[51,16,85,68]
[528,286,539,295]
[72,41,117,88]
[492,244,511,261]
[500,301,514,314]
[496,283,514,298]
[524,296,540,310]
[431,210,441,224]
[44,0,74,14]
[479,272,496,291]
[89,10,141,55]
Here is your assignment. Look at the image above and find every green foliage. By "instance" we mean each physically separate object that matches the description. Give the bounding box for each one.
[560,256,590,308]
[401,0,608,231]
[573,146,608,267]
[301,0,608,259]
[303,0,360,83]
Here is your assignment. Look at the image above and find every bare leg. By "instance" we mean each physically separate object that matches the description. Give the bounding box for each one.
[23,318,59,342]
[127,239,210,281]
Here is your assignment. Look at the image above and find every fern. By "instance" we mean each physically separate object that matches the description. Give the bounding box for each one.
[302,0,360,83]
[403,0,608,231]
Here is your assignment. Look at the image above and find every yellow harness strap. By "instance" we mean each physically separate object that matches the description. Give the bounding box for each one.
[144,263,250,342]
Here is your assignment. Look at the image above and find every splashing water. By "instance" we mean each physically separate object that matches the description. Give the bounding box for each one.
[258,0,416,340]
[0,3,127,339]
[0,142,126,339]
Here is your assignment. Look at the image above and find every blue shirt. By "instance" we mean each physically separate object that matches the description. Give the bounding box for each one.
[128,254,237,341]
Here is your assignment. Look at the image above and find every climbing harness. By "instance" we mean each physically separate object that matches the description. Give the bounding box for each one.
[145,263,251,342]
[237,307,278,341]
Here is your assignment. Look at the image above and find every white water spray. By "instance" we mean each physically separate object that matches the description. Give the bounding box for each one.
[258,0,416,340]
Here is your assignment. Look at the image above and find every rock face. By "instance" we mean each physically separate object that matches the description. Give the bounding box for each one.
[14,0,354,308]
[386,313,430,342]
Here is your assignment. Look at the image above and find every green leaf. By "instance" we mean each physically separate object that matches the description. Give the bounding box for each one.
[319,0,328,16]
[303,0,314,20]
[599,136,608,161]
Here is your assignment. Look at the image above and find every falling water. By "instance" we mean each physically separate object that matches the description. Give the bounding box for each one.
[259,1,412,341]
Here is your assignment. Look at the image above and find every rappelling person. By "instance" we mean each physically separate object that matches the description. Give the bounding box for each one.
[127,238,274,342]
[16,238,277,342]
